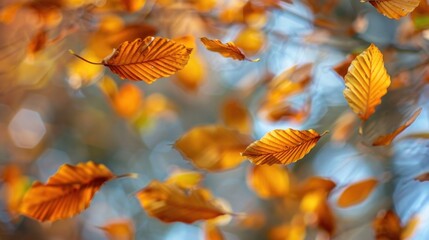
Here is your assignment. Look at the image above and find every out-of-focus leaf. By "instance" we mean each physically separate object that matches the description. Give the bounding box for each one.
[331,111,357,143]
[166,170,203,189]
[234,28,266,56]
[112,83,144,118]
[174,125,253,171]
[242,1,268,28]
[221,98,252,134]
[242,128,327,165]
[19,161,120,222]
[98,76,119,99]
[236,212,266,229]
[366,0,420,20]
[344,44,391,121]
[372,108,421,146]
[135,180,226,223]
[200,37,259,62]
[294,176,336,197]
[247,165,289,198]
[1,165,30,215]
[100,219,134,240]
[269,216,306,240]
[333,55,355,79]
[414,172,429,182]
[121,0,146,12]
[372,210,401,240]
[337,178,378,208]
[401,216,419,240]
[68,50,104,88]
[204,222,224,240]
[259,100,310,123]
[300,190,335,235]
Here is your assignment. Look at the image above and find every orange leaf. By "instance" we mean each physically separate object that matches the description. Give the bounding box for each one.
[372,210,401,240]
[204,222,225,240]
[337,178,378,208]
[19,161,120,222]
[366,0,421,19]
[247,165,289,198]
[174,125,253,171]
[1,165,30,215]
[100,219,135,240]
[135,180,226,223]
[242,128,327,165]
[331,111,358,143]
[401,215,419,240]
[372,108,421,146]
[165,170,203,189]
[200,37,259,62]
[112,83,144,118]
[294,176,337,197]
[220,98,252,134]
[414,172,429,182]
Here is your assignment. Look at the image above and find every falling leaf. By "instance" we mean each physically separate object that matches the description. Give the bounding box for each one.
[294,176,337,197]
[100,219,134,240]
[19,161,127,222]
[1,165,30,215]
[220,98,252,134]
[121,0,146,12]
[135,180,226,223]
[234,28,266,55]
[331,111,358,143]
[259,100,310,123]
[242,128,328,165]
[247,165,289,198]
[365,0,421,20]
[372,210,401,240]
[71,36,192,84]
[269,216,306,240]
[166,170,203,189]
[401,216,419,240]
[112,83,144,118]
[414,172,429,182]
[200,37,259,62]
[174,125,253,171]
[344,44,391,121]
[372,108,421,146]
[333,55,355,79]
[337,178,378,208]
[300,190,335,235]
[204,222,225,240]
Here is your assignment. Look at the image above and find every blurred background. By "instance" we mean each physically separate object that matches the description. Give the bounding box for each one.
[0,0,429,239]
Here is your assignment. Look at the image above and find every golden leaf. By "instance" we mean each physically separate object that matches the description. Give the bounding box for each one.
[121,0,146,12]
[401,216,419,240]
[220,98,252,134]
[165,170,203,189]
[1,165,30,215]
[19,161,119,222]
[247,165,289,198]
[294,176,336,197]
[372,210,401,240]
[344,44,391,121]
[174,125,253,171]
[372,108,421,146]
[200,37,259,62]
[204,222,225,240]
[100,219,134,240]
[300,190,335,235]
[269,216,306,240]
[337,178,378,208]
[242,128,327,165]
[135,180,226,223]
[112,83,144,118]
[234,28,266,55]
[331,111,358,143]
[366,0,421,20]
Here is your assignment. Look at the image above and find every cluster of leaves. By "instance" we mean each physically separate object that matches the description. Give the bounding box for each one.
[1,0,429,239]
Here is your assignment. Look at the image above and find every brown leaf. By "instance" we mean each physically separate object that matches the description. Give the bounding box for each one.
[414,172,429,182]
[333,55,355,79]
[174,125,253,171]
[337,178,378,208]
[247,165,289,198]
[135,180,226,223]
[372,108,421,146]
[1,165,30,215]
[221,98,252,134]
[372,210,401,240]
[242,128,327,165]
[200,37,259,62]
[366,0,421,20]
[19,161,120,222]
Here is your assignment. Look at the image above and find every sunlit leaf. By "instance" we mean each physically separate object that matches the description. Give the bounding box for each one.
[242,128,328,165]
[337,178,378,208]
[100,219,134,240]
[247,165,289,198]
[174,125,253,171]
[121,0,146,12]
[269,216,306,240]
[200,37,259,62]
[166,170,203,189]
[221,98,252,134]
[300,190,335,235]
[234,28,266,55]
[135,180,226,223]
[294,176,336,197]
[372,108,421,146]
[372,210,401,240]
[19,161,125,222]
[204,222,225,240]
[112,83,144,118]
[1,165,30,215]
[344,44,391,121]
[365,0,421,20]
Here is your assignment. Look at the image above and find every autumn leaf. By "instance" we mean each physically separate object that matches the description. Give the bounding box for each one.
[174,125,253,171]
[204,222,225,240]
[247,165,289,198]
[337,178,378,208]
[19,161,130,222]
[165,170,203,189]
[121,0,146,12]
[242,128,328,165]
[344,44,391,121]
[331,111,357,143]
[269,216,306,240]
[112,83,144,118]
[372,108,421,146]
[1,165,30,215]
[135,180,226,223]
[70,36,192,84]
[300,190,335,235]
[221,98,252,134]
[372,210,402,240]
[99,219,134,240]
[365,0,421,20]
[294,176,337,197]
[200,37,259,62]
[414,172,429,182]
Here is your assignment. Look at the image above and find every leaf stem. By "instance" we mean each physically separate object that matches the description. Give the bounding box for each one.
[68,50,103,65]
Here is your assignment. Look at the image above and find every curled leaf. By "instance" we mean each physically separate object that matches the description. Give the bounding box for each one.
[242,128,327,165]
[247,165,289,198]
[337,178,378,208]
[200,37,259,62]
[344,44,391,121]
[366,0,421,20]
[135,180,226,223]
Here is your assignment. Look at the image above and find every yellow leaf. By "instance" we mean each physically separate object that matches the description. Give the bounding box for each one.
[372,108,421,146]
[112,83,144,118]
[366,0,421,20]
[121,0,146,12]
[1,165,30,215]
[234,28,266,55]
[68,50,104,88]
[337,178,378,208]
[269,217,306,240]
[294,176,336,197]
[135,180,226,223]
[242,128,327,165]
[98,76,119,100]
[220,98,252,134]
[100,219,134,240]
[372,210,401,240]
[204,222,225,240]
[401,216,419,240]
[247,165,289,198]
[344,44,391,121]
[166,170,203,189]
[200,37,259,62]
[174,125,253,171]
[19,161,121,222]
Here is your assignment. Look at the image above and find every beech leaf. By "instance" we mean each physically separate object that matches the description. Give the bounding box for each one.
[200,37,259,62]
